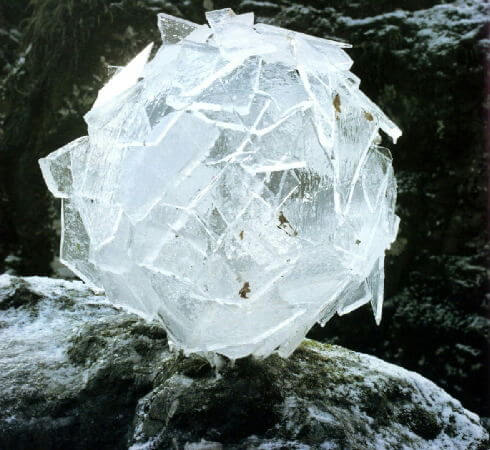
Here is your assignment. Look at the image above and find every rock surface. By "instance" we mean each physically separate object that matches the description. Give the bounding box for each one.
[0,274,487,449]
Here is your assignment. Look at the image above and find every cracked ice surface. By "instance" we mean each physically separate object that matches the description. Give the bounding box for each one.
[39,9,401,359]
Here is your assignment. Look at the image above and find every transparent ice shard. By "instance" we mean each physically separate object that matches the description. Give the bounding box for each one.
[205,8,238,28]
[39,9,401,360]
[39,137,81,198]
[206,9,274,60]
[157,13,200,44]
[60,198,102,290]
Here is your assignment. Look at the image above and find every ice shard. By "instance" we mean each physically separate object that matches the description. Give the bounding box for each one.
[39,9,401,360]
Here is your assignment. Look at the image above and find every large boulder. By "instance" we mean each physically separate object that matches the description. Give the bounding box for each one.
[0,274,487,449]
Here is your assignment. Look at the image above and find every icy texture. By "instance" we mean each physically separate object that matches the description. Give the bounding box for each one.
[39,9,401,359]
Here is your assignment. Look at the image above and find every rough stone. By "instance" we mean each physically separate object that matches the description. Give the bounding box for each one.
[0,274,487,449]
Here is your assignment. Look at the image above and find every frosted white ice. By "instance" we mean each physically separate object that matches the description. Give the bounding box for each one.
[39,9,401,359]
[93,42,153,109]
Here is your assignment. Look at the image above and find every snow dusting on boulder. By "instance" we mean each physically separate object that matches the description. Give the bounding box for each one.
[0,274,487,449]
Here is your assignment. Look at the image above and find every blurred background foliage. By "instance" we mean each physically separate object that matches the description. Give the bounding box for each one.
[0,0,488,419]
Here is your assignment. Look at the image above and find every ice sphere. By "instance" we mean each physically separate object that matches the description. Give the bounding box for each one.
[39,9,401,360]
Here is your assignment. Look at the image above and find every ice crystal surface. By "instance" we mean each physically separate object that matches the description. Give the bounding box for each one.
[39,9,401,359]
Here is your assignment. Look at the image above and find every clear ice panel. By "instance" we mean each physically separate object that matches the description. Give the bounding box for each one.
[39,137,88,198]
[60,198,102,290]
[39,8,401,360]
[157,13,200,45]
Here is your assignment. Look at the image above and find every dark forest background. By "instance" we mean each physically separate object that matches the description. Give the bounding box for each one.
[0,0,488,421]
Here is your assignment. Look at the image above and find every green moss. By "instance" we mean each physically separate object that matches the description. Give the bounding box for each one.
[147,354,284,446]
[444,414,458,438]
[361,388,392,427]
[398,405,442,440]
[130,323,167,340]
[297,420,347,446]
[67,334,107,365]
[301,338,334,351]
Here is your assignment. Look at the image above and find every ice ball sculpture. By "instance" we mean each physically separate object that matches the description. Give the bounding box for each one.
[39,9,401,359]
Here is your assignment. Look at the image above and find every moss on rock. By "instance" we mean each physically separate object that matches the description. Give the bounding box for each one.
[0,275,487,449]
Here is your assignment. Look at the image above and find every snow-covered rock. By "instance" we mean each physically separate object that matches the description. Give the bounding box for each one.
[0,274,487,449]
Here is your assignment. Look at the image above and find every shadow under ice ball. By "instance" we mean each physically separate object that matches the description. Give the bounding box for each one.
[39,9,401,359]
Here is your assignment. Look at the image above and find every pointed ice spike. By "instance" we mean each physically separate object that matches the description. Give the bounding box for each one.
[336,278,371,316]
[92,42,153,110]
[368,258,385,325]
[157,13,200,45]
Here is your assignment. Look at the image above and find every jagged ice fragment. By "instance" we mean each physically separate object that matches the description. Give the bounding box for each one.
[39,9,401,360]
